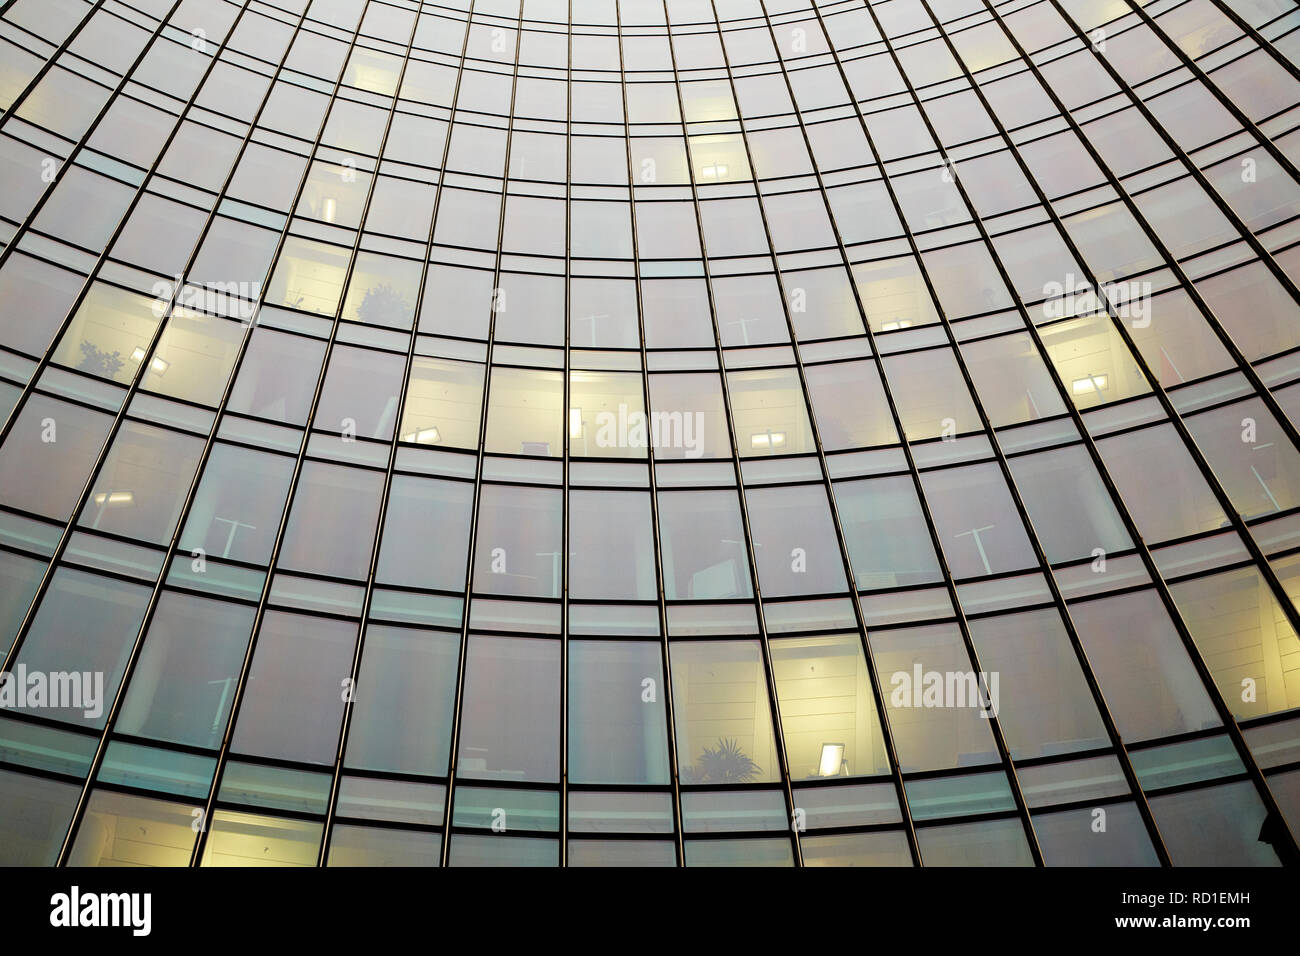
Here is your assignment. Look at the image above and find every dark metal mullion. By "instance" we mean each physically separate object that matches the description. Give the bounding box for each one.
[659,0,803,868]
[1039,0,1300,454]
[437,4,529,869]
[884,2,1229,868]
[1,0,262,684]
[1148,0,1295,99]
[30,0,324,868]
[560,0,572,869]
[613,0,688,869]
[311,3,448,868]
[0,0,203,460]
[829,0,1058,866]
[921,0,1300,860]
[1205,0,1300,86]
[985,0,1300,861]
[1,0,324,697]
[0,0,213,281]
[1101,1,1300,277]
[181,0,405,868]
[1028,4,1300,454]
[884,0,1181,867]
[0,0,110,129]
[715,0,923,867]
[984,0,1300,492]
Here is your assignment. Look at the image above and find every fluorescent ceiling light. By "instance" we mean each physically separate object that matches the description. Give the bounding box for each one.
[1072,374,1107,394]
[129,347,168,375]
[401,426,441,444]
[751,431,786,449]
[570,408,584,439]
[93,491,134,506]
[818,743,846,777]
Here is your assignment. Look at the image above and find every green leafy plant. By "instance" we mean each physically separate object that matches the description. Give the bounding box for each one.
[691,737,762,784]
[355,283,411,327]
[76,341,125,379]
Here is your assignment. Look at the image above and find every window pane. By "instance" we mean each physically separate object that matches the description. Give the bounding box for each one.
[226,328,327,425]
[1040,312,1150,411]
[327,824,441,866]
[868,623,998,772]
[266,237,351,316]
[399,356,484,450]
[375,476,474,591]
[746,484,849,597]
[728,367,815,458]
[278,462,385,579]
[0,769,81,865]
[802,830,914,866]
[569,370,646,459]
[50,283,161,385]
[916,818,1034,866]
[568,641,670,785]
[78,421,205,544]
[1006,444,1133,563]
[967,608,1109,760]
[569,491,656,601]
[1095,423,1227,543]
[770,633,891,779]
[671,640,781,785]
[0,395,114,519]
[647,372,729,460]
[457,635,560,783]
[116,592,255,749]
[1148,780,1280,866]
[484,367,562,457]
[657,489,753,601]
[179,444,296,565]
[883,348,981,440]
[340,253,421,330]
[835,475,942,589]
[1169,567,1300,721]
[200,810,322,867]
[344,625,459,776]
[1032,802,1159,866]
[959,331,1067,426]
[919,462,1037,578]
[473,484,562,598]
[804,360,898,450]
[1068,590,1222,741]
[68,790,198,867]
[314,345,405,440]
[9,567,150,729]
[141,310,246,406]
[231,611,357,765]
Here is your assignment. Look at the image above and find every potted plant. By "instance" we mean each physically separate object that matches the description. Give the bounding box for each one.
[355,282,411,327]
[76,340,125,379]
[687,737,763,784]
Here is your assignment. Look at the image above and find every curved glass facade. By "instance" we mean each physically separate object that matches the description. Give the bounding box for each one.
[0,0,1299,867]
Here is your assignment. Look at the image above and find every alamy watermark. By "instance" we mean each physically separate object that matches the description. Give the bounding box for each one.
[0,666,104,719]
[1042,273,1152,327]
[573,404,706,458]
[890,664,999,718]
[50,887,151,936]
[151,274,261,323]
